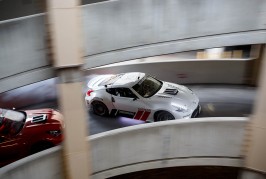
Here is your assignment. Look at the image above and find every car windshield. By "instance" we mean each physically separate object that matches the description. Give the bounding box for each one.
[132,75,163,98]
[0,108,26,136]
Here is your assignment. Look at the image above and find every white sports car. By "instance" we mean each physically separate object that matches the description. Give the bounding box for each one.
[85,72,200,122]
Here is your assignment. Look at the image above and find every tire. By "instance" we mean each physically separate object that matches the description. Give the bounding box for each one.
[92,101,109,116]
[154,111,175,122]
[31,142,54,154]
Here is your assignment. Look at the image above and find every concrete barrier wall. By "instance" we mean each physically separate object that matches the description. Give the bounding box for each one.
[87,59,249,84]
[83,0,266,67]
[0,14,55,93]
[1,0,266,92]
[0,14,47,79]
[0,146,63,179]
[83,0,266,55]
[0,118,247,179]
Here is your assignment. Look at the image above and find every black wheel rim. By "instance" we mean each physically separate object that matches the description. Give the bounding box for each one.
[156,112,174,121]
[94,103,105,116]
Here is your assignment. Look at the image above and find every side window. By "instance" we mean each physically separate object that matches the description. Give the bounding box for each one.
[117,88,137,98]
[106,88,117,96]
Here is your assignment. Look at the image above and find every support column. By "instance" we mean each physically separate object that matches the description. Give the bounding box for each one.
[246,45,263,86]
[241,45,266,178]
[47,0,90,179]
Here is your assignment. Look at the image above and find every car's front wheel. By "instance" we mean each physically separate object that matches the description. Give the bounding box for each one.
[92,101,109,116]
[154,111,175,122]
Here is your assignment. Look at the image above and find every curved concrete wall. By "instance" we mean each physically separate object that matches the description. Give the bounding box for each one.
[0,14,47,79]
[0,118,247,179]
[84,30,266,68]
[83,0,266,68]
[1,0,266,92]
[0,146,63,179]
[0,14,55,93]
[87,59,249,84]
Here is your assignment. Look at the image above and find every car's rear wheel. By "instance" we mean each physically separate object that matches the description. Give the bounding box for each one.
[154,111,175,122]
[92,101,109,116]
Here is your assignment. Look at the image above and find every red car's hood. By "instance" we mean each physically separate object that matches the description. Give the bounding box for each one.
[24,109,63,127]
[25,108,53,115]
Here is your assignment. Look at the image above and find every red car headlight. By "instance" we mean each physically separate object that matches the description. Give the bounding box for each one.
[47,130,61,137]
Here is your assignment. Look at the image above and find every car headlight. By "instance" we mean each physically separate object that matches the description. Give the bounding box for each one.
[47,130,61,137]
[171,103,188,112]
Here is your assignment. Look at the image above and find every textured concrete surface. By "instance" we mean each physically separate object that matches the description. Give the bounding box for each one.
[85,59,249,85]
[1,0,266,92]
[0,147,63,179]
[0,118,247,179]
[82,0,266,55]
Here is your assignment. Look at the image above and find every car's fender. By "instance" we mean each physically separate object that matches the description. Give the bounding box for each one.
[152,107,182,120]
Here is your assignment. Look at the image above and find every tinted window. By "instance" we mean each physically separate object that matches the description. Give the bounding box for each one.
[117,88,137,98]
[106,88,117,95]
[0,109,26,136]
[108,88,137,98]
[133,76,163,98]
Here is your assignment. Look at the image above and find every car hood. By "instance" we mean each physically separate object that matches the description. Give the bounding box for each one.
[152,82,199,109]
[24,109,63,127]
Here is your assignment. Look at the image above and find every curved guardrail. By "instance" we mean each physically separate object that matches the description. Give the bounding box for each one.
[0,117,247,179]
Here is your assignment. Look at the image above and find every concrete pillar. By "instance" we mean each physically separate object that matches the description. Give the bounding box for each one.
[250,45,263,86]
[241,45,266,178]
[47,0,90,179]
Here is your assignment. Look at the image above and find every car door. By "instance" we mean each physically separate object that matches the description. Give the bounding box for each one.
[110,88,151,121]
[0,135,27,166]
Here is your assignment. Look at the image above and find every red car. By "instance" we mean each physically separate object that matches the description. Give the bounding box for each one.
[0,108,64,167]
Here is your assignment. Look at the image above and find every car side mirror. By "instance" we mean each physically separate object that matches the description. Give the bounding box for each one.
[133,97,138,101]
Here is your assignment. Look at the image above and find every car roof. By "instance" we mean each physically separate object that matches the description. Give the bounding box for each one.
[112,72,145,87]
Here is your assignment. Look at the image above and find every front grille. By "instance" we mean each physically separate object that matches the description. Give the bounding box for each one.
[32,115,47,123]
[164,88,178,95]
[191,105,200,118]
